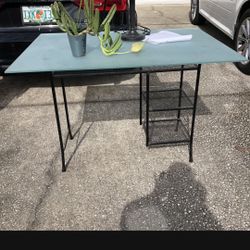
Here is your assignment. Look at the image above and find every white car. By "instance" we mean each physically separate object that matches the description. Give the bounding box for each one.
[189,0,250,75]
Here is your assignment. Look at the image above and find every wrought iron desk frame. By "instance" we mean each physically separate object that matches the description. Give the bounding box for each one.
[51,64,201,172]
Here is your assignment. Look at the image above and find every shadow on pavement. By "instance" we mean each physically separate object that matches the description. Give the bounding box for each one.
[0,76,29,110]
[82,73,211,122]
[120,162,223,231]
[0,73,136,110]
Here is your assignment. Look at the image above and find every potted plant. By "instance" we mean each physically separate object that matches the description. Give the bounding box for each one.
[51,0,143,57]
[51,0,100,57]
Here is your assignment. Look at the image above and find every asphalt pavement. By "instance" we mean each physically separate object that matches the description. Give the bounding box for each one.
[0,4,249,230]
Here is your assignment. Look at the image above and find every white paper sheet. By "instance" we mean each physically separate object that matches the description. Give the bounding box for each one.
[144,30,192,44]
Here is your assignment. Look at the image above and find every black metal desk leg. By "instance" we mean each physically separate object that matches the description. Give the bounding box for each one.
[146,73,150,146]
[189,64,202,162]
[61,78,74,140]
[50,74,66,172]
[139,72,142,125]
[176,65,184,131]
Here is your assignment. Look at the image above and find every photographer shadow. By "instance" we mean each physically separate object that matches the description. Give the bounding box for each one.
[120,162,223,231]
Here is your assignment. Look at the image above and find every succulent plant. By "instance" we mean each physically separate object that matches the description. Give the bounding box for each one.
[98,4,123,56]
[51,0,143,56]
[51,0,100,36]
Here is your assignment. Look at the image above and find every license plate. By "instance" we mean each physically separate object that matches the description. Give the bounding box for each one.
[22,6,56,24]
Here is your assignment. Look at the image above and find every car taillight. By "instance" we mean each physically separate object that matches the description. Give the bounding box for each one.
[74,0,127,11]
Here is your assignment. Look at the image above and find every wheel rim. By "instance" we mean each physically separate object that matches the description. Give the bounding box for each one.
[237,17,250,65]
[191,0,198,20]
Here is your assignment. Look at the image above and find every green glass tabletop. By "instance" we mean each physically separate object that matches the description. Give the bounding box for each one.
[5,28,246,74]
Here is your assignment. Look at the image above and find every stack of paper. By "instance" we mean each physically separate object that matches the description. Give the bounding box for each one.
[144,30,192,44]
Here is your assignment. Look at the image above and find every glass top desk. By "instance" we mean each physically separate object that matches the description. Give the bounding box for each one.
[5,28,246,172]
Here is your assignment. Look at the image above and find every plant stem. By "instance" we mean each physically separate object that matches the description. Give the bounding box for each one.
[78,0,83,25]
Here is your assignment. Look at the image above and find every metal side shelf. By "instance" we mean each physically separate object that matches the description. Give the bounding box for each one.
[139,64,202,162]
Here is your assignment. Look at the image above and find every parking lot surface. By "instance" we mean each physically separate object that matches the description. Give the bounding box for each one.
[0,4,249,230]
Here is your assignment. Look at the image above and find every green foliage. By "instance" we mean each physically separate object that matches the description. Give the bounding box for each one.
[51,0,100,36]
[82,0,100,35]
[98,4,123,56]
[51,0,126,56]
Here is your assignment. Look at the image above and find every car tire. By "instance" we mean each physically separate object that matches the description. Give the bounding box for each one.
[234,9,250,75]
[189,0,205,25]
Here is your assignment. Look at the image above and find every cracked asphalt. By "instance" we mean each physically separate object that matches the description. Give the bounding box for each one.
[0,4,249,230]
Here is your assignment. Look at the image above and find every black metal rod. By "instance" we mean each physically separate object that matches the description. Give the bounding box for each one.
[149,106,193,112]
[53,66,198,78]
[145,88,182,93]
[189,64,202,162]
[61,78,74,140]
[121,0,145,41]
[139,72,142,125]
[130,0,136,32]
[147,118,190,139]
[50,74,66,172]
[149,139,190,146]
[176,65,184,131]
[141,89,193,106]
[146,72,150,146]
[149,118,181,123]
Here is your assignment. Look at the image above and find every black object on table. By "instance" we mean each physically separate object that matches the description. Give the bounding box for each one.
[121,0,147,41]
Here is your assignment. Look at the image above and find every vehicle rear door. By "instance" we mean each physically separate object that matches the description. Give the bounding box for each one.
[210,0,237,37]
